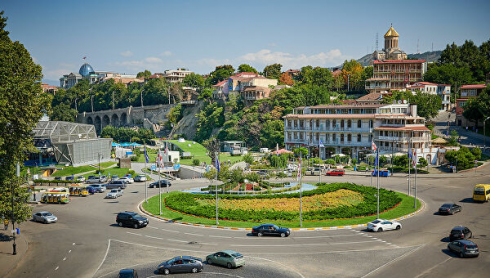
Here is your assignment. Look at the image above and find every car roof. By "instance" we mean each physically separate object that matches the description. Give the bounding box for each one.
[442,203,455,206]
[221,250,239,254]
[455,240,476,244]
[451,226,466,231]
[37,211,51,214]
[119,269,135,274]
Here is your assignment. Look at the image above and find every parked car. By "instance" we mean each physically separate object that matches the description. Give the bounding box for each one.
[90,184,106,193]
[118,176,134,184]
[251,223,290,237]
[306,168,322,176]
[157,256,203,275]
[86,186,98,194]
[449,226,472,241]
[119,268,138,278]
[65,176,75,181]
[100,175,108,183]
[87,176,102,184]
[116,212,149,229]
[367,219,402,232]
[371,170,391,177]
[134,175,147,182]
[326,169,345,176]
[447,240,479,258]
[106,180,128,190]
[54,176,63,181]
[106,189,123,199]
[149,180,171,188]
[111,175,119,181]
[33,211,57,224]
[76,176,86,182]
[206,250,245,269]
[439,203,462,215]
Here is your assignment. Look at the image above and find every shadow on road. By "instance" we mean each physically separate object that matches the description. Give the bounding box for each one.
[459,198,474,203]
[440,237,451,243]
[441,249,458,257]
[0,233,11,242]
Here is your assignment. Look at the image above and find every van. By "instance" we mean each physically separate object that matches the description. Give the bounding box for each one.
[473,184,490,202]
[106,180,128,190]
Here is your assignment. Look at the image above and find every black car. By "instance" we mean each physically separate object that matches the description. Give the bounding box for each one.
[65,176,75,181]
[439,203,462,215]
[252,223,290,237]
[158,256,203,275]
[119,268,138,278]
[116,212,149,229]
[449,226,472,241]
[149,180,172,188]
[54,176,63,181]
[448,240,479,258]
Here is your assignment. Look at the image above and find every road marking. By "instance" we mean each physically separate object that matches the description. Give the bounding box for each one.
[184,232,204,236]
[414,257,452,278]
[68,250,71,253]
[160,228,179,233]
[167,239,189,243]
[145,235,163,240]
[55,266,59,271]
[361,244,424,278]
[209,235,231,238]
[72,243,75,245]
[63,257,66,261]
[294,234,359,239]
[231,240,377,247]
[148,226,159,229]
[93,240,111,277]
[127,232,142,236]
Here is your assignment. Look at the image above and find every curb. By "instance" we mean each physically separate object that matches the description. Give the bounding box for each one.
[138,194,425,232]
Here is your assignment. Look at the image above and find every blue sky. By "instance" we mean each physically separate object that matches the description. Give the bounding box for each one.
[2,0,490,85]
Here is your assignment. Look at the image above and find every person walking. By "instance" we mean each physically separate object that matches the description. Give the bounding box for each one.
[4,218,8,231]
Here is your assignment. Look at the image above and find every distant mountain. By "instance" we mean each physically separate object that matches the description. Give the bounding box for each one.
[355,50,442,67]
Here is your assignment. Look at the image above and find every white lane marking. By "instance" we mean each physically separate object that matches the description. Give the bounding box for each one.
[93,240,111,277]
[294,234,359,239]
[209,235,231,238]
[184,232,203,237]
[55,266,59,271]
[380,240,386,243]
[361,244,424,278]
[145,235,163,240]
[127,232,142,236]
[199,242,218,246]
[255,256,306,278]
[413,257,452,278]
[72,243,75,245]
[167,239,189,243]
[148,226,159,229]
[231,240,377,247]
[63,257,66,261]
[160,228,179,233]
[68,250,71,253]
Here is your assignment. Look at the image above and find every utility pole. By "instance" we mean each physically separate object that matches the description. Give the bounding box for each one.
[299,152,303,228]
[112,91,115,110]
[140,89,144,107]
[215,151,219,225]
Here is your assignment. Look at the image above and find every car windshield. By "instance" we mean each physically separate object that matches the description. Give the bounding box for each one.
[371,220,381,224]
[272,224,279,229]
[451,229,463,234]
[231,252,243,258]
[43,212,52,216]
[132,213,142,218]
[441,204,452,208]
[111,189,117,192]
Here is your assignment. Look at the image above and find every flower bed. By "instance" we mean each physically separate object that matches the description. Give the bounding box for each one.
[165,183,401,222]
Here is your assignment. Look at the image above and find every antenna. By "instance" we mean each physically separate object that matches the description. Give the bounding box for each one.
[376,32,379,51]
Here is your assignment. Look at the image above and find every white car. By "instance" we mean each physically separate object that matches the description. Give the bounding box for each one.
[76,176,86,182]
[367,219,402,232]
[33,211,58,224]
[118,177,134,184]
[106,189,123,199]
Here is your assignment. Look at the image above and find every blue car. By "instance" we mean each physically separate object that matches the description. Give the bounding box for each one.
[371,170,391,177]
[86,186,98,194]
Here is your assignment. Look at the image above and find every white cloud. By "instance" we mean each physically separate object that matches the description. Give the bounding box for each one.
[160,51,172,57]
[237,49,347,69]
[113,56,165,72]
[144,57,163,63]
[120,50,133,57]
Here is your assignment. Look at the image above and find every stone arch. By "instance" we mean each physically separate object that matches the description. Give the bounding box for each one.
[87,116,93,125]
[111,114,119,127]
[94,116,102,134]
[120,113,127,126]
[102,115,110,129]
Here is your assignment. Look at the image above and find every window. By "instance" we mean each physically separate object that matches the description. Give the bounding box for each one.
[341,120,345,128]
[341,134,344,142]
[347,134,351,142]
[347,120,352,128]
[357,120,362,128]
[357,134,361,142]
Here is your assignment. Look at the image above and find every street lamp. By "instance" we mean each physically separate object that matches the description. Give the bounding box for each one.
[484,117,490,152]
[140,89,145,107]
[347,73,351,92]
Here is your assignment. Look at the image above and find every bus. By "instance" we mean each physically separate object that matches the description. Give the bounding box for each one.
[68,185,89,197]
[473,184,490,202]
[41,192,70,204]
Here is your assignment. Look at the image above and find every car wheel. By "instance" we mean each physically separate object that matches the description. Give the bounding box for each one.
[459,251,464,258]
[207,258,213,265]
[163,268,170,275]
[118,222,123,227]
[227,262,232,269]
[134,223,139,229]
[192,267,198,273]
[280,233,286,237]
[258,232,263,237]
[378,228,383,232]
[44,219,48,224]
[396,225,401,230]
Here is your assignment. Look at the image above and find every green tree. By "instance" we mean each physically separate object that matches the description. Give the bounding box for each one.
[136,70,152,79]
[263,63,282,79]
[50,103,78,122]
[206,65,235,86]
[237,64,258,73]
[341,59,364,91]
[0,11,51,223]
[182,73,205,91]
[424,64,473,99]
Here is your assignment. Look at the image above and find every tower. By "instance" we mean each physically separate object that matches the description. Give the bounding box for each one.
[384,24,400,51]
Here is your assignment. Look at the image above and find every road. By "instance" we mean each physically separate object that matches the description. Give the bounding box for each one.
[6,163,490,278]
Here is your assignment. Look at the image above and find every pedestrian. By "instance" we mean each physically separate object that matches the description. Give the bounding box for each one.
[466,126,469,132]
[4,218,8,230]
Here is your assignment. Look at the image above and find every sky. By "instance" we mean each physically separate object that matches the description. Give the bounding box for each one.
[2,0,490,85]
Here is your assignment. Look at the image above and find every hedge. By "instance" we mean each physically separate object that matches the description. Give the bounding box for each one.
[165,183,401,222]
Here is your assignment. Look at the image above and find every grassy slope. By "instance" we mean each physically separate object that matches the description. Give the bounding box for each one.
[142,191,421,228]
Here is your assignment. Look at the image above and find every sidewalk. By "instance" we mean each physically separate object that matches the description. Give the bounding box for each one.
[0,230,28,277]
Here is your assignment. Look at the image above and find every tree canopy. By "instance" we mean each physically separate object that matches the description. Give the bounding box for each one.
[237,64,257,73]
[136,70,152,79]
[206,65,235,86]
[263,63,282,80]
[382,90,442,119]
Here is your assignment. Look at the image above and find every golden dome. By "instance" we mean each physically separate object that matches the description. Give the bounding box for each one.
[384,25,399,37]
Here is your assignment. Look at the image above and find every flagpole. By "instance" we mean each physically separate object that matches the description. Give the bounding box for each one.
[408,137,411,196]
[414,150,417,209]
[158,149,162,215]
[299,152,303,228]
[215,151,219,225]
[319,140,322,184]
[376,148,380,219]
[144,144,147,203]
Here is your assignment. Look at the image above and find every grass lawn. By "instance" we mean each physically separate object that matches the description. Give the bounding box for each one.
[51,165,96,177]
[142,191,421,228]
[100,161,118,168]
[80,167,136,178]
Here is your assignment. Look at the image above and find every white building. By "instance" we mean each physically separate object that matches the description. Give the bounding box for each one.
[407,82,451,111]
[283,103,438,164]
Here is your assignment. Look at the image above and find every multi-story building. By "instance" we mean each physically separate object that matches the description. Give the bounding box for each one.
[365,25,427,94]
[407,82,452,111]
[60,63,143,89]
[455,84,488,127]
[163,68,193,83]
[212,72,278,103]
[41,83,59,94]
[283,103,435,163]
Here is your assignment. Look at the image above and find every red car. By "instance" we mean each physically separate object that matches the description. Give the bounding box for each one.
[326,169,345,176]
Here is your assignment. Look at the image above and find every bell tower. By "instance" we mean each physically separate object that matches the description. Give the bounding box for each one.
[384,24,400,52]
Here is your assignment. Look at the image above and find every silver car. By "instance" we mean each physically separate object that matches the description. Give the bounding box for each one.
[33,211,57,224]
[106,189,123,199]
[134,175,147,182]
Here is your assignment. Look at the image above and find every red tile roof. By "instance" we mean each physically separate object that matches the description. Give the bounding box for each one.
[213,80,227,87]
[374,59,426,64]
[460,84,486,89]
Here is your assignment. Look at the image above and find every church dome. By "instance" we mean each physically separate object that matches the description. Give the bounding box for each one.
[384,25,399,37]
[79,63,94,77]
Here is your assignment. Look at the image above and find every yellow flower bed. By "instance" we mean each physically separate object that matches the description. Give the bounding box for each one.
[198,189,363,212]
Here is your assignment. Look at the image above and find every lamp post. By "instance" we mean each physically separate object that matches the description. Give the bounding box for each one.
[91,95,94,113]
[484,117,490,152]
[347,73,351,92]
[98,153,102,175]
[140,89,145,107]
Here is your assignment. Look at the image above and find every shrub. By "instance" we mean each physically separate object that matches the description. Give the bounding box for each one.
[192,159,200,166]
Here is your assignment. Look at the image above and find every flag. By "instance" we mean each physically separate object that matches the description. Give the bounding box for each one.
[371,140,377,151]
[297,158,302,181]
[83,56,86,60]
[319,139,324,148]
[215,153,220,173]
[165,142,169,155]
[144,146,149,163]
[156,150,164,168]
[412,149,418,168]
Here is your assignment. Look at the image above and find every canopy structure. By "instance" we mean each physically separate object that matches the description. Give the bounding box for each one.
[112,142,121,147]
[271,148,293,155]
[432,137,448,144]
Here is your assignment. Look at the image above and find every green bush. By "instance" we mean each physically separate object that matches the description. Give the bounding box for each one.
[192,159,200,166]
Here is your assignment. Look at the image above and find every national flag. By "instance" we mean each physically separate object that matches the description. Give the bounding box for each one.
[83,56,86,60]
[156,150,164,168]
[215,153,220,173]
[412,149,418,168]
[144,146,150,163]
[319,139,324,148]
[371,140,377,151]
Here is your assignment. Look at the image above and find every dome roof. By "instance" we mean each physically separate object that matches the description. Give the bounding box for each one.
[79,63,94,77]
[384,25,399,37]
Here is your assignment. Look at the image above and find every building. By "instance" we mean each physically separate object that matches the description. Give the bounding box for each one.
[283,103,436,164]
[212,72,278,103]
[455,84,487,126]
[163,68,193,83]
[365,25,427,94]
[41,83,59,94]
[407,82,452,111]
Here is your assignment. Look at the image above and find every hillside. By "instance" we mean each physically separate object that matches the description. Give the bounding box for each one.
[355,50,442,67]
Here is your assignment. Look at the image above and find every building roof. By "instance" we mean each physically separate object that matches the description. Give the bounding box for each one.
[213,80,227,87]
[384,25,399,37]
[295,104,384,109]
[284,114,376,119]
[357,93,383,101]
[233,72,259,78]
[460,84,486,89]
[374,126,429,131]
[374,59,426,64]
[243,86,269,92]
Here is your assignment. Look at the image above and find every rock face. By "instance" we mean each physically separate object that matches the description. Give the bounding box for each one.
[167,101,204,140]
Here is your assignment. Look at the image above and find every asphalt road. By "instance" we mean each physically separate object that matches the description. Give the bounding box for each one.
[7,164,490,278]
